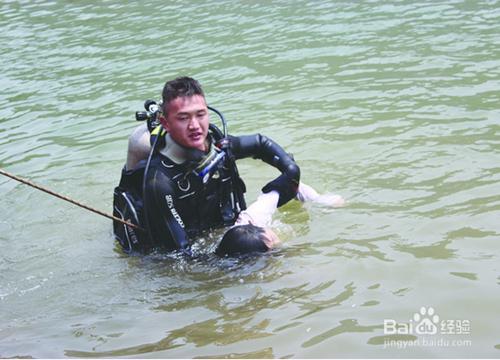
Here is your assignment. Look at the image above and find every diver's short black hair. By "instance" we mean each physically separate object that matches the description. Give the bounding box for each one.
[162,76,205,113]
[216,224,270,257]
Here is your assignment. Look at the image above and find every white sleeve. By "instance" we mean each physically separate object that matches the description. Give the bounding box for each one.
[297,182,346,207]
[296,183,320,202]
[235,190,279,227]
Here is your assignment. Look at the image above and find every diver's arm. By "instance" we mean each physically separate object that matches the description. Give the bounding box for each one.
[230,134,300,180]
[144,168,190,252]
[229,134,300,206]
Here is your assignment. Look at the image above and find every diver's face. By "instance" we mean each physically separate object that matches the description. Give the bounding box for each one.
[162,95,209,151]
[263,228,281,249]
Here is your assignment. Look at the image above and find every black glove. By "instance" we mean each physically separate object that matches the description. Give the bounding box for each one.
[262,174,299,207]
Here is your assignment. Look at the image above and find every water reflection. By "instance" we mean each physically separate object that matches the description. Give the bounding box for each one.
[195,346,275,359]
[394,239,457,259]
[293,282,354,320]
[303,319,381,348]
[449,272,478,281]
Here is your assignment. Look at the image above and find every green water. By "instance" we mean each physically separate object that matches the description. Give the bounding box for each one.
[1,1,500,358]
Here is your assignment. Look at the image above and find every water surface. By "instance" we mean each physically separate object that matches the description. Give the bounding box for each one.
[1,1,500,358]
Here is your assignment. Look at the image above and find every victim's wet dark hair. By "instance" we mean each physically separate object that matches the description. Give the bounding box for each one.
[216,224,270,257]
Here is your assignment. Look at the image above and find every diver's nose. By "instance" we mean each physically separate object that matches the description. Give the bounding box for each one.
[188,117,200,130]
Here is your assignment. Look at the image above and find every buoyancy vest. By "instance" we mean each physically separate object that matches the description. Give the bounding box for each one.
[148,152,242,236]
[112,126,246,254]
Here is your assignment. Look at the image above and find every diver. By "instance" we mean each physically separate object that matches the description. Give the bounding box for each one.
[113,76,300,254]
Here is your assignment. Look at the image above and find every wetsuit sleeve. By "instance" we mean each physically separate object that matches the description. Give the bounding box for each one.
[229,134,300,206]
[144,167,190,252]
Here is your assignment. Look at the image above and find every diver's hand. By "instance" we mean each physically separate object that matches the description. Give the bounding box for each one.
[262,174,299,207]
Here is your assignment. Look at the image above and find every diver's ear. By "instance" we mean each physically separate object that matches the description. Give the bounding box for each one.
[159,113,169,131]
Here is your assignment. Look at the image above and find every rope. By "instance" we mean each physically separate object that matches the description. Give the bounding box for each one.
[0,168,144,232]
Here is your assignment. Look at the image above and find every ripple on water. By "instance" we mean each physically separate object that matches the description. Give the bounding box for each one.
[1,0,500,358]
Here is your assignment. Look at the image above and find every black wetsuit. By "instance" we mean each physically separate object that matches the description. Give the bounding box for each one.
[113,133,300,254]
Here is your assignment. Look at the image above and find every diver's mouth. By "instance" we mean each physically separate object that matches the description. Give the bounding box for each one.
[189,132,202,141]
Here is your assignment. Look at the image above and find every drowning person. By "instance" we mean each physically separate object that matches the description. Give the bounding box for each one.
[216,183,345,257]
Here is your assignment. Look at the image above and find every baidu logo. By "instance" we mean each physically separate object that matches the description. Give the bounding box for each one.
[383,306,472,349]
[384,306,470,336]
[413,306,439,335]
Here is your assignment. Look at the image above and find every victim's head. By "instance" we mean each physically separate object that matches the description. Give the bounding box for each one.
[216,224,280,257]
